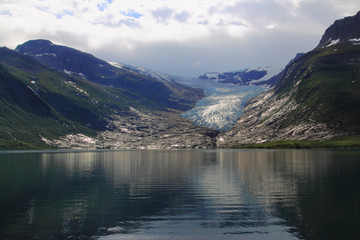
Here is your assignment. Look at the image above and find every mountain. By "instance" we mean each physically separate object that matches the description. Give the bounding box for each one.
[218,11,360,147]
[198,66,283,87]
[0,61,78,149]
[316,11,360,49]
[15,39,202,111]
[111,66,271,132]
[0,42,218,149]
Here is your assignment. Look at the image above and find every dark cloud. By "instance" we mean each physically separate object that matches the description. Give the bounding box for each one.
[5,0,359,78]
[94,29,318,77]
[299,1,338,26]
[217,19,248,27]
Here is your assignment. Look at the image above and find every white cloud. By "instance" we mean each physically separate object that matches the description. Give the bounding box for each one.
[1,0,360,76]
[174,11,190,23]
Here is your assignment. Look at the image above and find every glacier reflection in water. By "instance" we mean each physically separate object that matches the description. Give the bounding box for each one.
[0,149,360,240]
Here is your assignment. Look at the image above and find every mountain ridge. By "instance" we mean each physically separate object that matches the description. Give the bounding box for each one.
[218,11,360,147]
[15,39,204,112]
[198,66,283,87]
[2,11,360,149]
[317,11,360,49]
[0,44,218,149]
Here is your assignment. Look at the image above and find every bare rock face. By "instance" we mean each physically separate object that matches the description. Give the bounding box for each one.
[217,89,341,148]
[316,11,360,49]
[43,109,219,150]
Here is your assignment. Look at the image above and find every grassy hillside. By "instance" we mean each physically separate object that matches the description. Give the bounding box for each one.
[218,42,360,148]
[0,45,205,149]
[0,65,84,149]
[273,43,360,133]
[15,40,203,111]
[0,48,148,149]
[236,135,360,149]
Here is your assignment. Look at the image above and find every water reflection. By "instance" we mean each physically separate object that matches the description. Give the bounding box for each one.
[0,149,359,240]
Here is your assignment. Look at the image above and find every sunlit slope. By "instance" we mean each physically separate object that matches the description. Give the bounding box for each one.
[0,64,81,149]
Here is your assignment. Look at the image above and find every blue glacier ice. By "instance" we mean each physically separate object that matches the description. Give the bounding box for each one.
[174,77,268,131]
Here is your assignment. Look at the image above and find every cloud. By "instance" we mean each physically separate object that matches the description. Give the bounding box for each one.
[1,0,360,77]
[55,9,74,19]
[95,27,316,77]
[174,11,190,23]
[118,18,141,28]
[152,7,174,24]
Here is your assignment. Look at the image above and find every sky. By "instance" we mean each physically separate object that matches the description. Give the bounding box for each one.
[1,0,360,77]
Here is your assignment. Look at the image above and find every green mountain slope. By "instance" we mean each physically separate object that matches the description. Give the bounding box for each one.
[0,47,121,131]
[274,43,360,132]
[0,64,82,149]
[0,46,207,149]
[15,39,203,111]
[218,12,360,147]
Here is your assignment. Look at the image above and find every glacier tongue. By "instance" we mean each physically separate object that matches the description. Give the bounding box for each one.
[175,77,268,131]
[108,62,271,132]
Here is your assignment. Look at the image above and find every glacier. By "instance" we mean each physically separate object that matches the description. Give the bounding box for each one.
[109,61,273,132]
[174,77,268,131]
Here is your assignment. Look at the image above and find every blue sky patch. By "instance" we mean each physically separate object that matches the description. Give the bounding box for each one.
[121,10,143,19]
[97,0,113,11]
[0,10,12,16]
[55,10,74,19]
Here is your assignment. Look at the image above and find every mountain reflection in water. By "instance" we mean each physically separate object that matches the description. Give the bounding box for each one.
[0,149,359,240]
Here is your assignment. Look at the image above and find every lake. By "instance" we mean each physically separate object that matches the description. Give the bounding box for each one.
[0,149,360,240]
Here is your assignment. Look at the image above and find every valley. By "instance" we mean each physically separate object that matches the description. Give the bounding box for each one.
[1,12,360,150]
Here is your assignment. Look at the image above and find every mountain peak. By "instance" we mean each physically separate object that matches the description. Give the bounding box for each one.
[316,11,360,49]
[15,39,54,51]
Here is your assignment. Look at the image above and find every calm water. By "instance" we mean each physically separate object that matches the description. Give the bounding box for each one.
[0,149,360,240]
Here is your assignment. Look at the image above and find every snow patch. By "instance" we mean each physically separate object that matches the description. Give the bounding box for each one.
[250,66,282,84]
[63,69,87,79]
[349,38,360,45]
[109,61,174,82]
[108,61,124,68]
[325,39,340,48]
[203,73,220,81]
[35,53,57,58]
[78,73,86,79]
[63,69,72,75]
[64,81,89,96]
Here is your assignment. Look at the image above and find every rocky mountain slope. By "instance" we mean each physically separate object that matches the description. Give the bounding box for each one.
[316,11,360,49]
[218,12,360,147]
[198,66,282,87]
[0,43,217,149]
